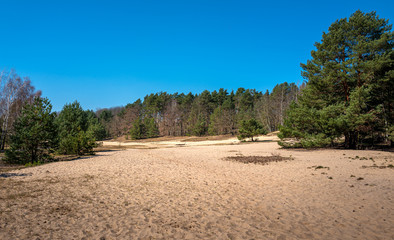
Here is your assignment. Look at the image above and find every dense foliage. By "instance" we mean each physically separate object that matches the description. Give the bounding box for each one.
[97,83,302,139]
[4,96,107,164]
[279,11,393,149]
[55,101,99,155]
[129,117,160,140]
[237,118,267,141]
[5,98,57,164]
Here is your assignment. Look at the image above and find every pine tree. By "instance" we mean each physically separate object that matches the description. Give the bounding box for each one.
[86,110,107,140]
[5,97,57,164]
[237,118,266,141]
[56,101,96,155]
[144,117,159,138]
[191,114,207,136]
[208,107,223,135]
[130,118,145,139]
[280,11,393,149]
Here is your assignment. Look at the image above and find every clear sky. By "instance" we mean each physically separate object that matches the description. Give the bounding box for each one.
[1,0,393,111]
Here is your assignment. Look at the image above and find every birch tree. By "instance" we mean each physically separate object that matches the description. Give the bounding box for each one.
[0,70,39,150]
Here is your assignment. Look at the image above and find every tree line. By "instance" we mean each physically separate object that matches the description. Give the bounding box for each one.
[3,97,106,164]
[1,10,392,165]
[1,69,301,164]
[0,70,106,164]
[98,83,302,140]
[82,10,394,149]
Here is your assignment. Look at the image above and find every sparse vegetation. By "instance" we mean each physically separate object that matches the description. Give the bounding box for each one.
[315,166,329,170]
[348,156,373,161]
[362,165,394,169]
[24,161,43,167]
[224,153,293,165]
[309,165,330,170]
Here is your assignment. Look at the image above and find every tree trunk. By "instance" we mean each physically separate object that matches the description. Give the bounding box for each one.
[345,132,357,149]
[1,116,10,150]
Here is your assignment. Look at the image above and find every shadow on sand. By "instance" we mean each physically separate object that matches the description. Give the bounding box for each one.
[0,172,32,178]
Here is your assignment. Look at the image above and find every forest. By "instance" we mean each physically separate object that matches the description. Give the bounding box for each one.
[0,10,393,165]
[97,83,302,139]
[0,69,302,162]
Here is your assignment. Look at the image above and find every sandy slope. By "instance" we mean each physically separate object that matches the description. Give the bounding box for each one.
[0,141,393,239]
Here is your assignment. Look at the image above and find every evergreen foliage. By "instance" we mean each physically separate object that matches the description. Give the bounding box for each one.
[100,82,300,138]
[86,110,107,140]
[208,106,236,135]
[56,101,97,155]
[129,117,159,139]
[5,97,57,164]
[279,11,394,148]
[130,118,145,140]
[144,117,159,138]
[191,114,207,136]
[99,109,113,123]
[237,118,267,141]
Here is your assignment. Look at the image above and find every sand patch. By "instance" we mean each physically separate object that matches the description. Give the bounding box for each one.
[0,142,393,239]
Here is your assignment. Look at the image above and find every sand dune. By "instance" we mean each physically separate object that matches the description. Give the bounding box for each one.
[1,141,393,239]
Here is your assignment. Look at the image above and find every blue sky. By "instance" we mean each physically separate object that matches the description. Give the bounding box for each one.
[1,0,393,111]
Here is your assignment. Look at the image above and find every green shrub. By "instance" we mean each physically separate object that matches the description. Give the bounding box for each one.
[299,134,332,148]
[237,118,266,141]
[58,131,96,155]
[25,161,43,167]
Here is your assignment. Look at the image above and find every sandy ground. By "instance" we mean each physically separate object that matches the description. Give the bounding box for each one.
[101,134,276,148]
[0,140,393,240]
[101,136,240,148]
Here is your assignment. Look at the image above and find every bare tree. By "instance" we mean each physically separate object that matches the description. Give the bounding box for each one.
[0,70,40,150]
[162,99,181,136]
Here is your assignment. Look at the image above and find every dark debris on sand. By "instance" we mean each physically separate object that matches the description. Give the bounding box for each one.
[224,155,293,165]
